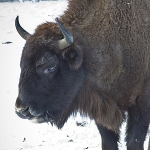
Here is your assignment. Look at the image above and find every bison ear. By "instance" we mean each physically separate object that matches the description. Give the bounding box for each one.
[62,46,83,70]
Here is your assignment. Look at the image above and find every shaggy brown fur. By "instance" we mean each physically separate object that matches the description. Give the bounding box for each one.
[15,0,150,149]
[58,0,150,132]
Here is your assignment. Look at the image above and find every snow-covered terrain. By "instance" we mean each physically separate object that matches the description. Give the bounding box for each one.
[0,1,149,150]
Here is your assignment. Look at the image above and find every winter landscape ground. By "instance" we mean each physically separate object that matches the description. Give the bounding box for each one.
[0,1,149,150]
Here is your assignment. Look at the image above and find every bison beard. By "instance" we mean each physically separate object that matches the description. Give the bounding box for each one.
[15,0,150,150]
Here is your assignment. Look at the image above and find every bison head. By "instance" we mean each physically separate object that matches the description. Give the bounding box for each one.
[15,16,85,128]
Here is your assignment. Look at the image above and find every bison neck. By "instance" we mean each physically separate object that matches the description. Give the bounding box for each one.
[71,80,125,132]
[60,0,150,131]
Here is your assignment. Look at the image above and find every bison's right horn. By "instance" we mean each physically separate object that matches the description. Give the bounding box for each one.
[55,18,73,50]
[15,16,31,40]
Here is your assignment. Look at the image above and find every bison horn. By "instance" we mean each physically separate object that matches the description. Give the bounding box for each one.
[55,18,73,50]
[15,16,31,40]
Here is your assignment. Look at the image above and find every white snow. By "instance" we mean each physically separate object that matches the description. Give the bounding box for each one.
[0,1,149,150]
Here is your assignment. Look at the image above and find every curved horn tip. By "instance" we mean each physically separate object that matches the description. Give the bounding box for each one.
[15,16,19,23]
[16,15,19,20]
[15,16,19,26]
[15,16,31,40]
[55,17,58,22]
[55,17,74,50]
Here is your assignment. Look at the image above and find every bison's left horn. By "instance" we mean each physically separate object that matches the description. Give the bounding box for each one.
[55,18,73,50]
[15,16,31,40]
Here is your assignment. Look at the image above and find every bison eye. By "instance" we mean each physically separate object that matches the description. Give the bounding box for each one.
[44,66,56,74]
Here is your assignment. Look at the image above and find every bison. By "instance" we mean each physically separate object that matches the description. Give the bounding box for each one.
[15,0,150,150]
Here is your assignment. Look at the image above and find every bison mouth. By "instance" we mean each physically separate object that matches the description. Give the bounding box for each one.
[15,107,54,124]
[15,107,67,128]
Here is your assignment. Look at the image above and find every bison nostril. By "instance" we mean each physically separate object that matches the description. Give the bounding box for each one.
[20,107,29,113]
[15,97,23,108]
[15,106,30,119]
[15,106,29,113]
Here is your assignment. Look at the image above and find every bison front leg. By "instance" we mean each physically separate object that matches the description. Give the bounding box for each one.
[126,99,150,150]
[96,124,119,150]
[148,137,150,150]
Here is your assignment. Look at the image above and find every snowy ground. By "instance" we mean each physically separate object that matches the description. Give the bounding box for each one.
[0,1,149,150]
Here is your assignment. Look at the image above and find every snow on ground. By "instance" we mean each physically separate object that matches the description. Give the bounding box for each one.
[0,1,149,150]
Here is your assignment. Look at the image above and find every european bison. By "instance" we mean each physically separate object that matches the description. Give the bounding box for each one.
[15,0,150,149]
